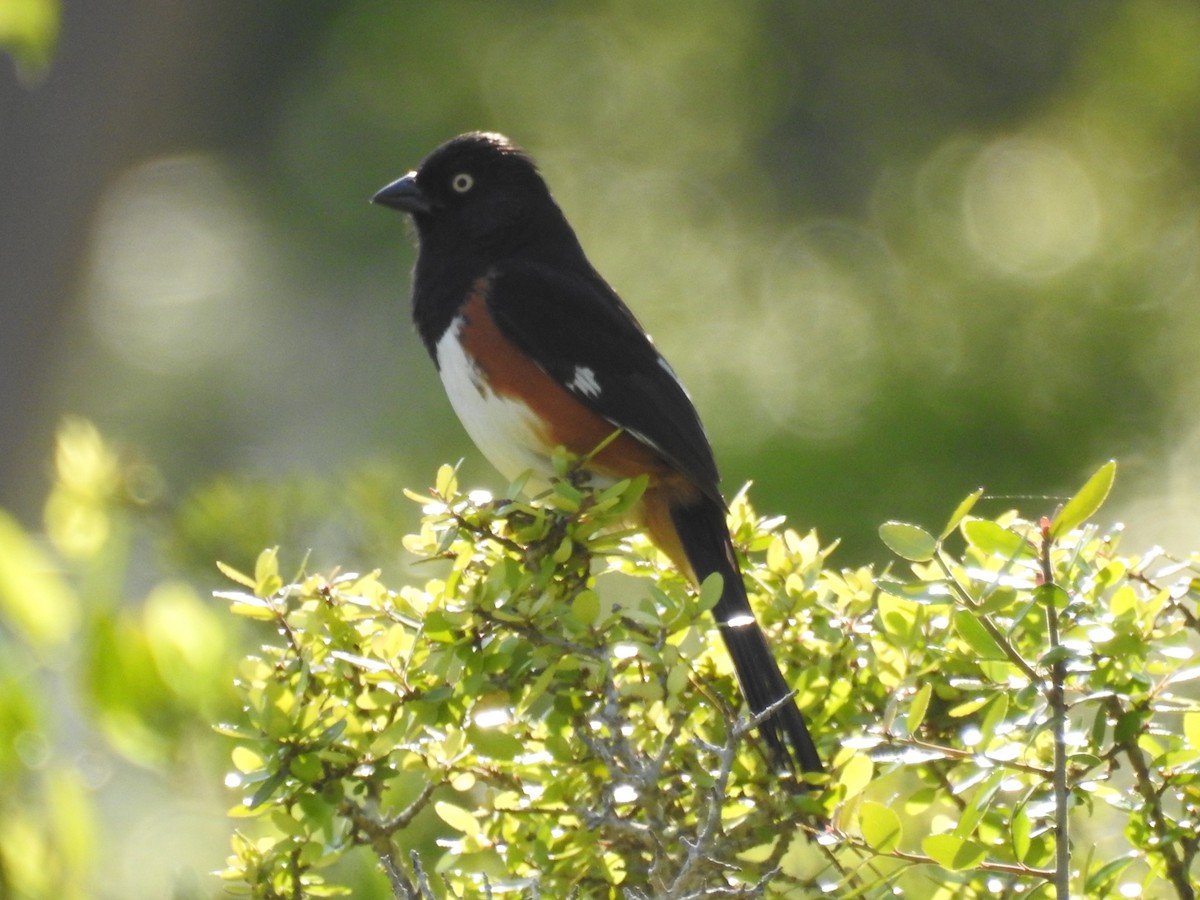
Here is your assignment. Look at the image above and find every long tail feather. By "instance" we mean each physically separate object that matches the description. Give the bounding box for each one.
[668,496,823,774]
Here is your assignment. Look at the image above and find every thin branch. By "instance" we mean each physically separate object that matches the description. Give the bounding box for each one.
[1038,519,1070,900]
[381,779,438,832]
[879,731,1054,778]
[838,835,1057,881]
[1105,695,1195,900]
[934,553,1042,686]
[411,850,436,899]
[664,707,741,898]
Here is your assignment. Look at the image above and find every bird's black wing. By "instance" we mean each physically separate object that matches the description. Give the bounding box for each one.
[485,260,722,503]
[489,260,824,776]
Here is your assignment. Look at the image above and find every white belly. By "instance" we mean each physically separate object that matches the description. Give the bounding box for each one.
[435,318,554,483]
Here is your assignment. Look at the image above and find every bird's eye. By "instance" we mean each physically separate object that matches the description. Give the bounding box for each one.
[451,172,474,193]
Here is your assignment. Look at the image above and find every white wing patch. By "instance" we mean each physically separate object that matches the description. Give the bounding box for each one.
[567,365,602,399]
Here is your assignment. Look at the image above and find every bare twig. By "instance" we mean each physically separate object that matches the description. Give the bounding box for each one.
[1104,695,1195,900]
[1039,518,1070,900]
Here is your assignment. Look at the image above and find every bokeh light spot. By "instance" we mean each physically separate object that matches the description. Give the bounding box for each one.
[84,155,262,373]
[963,137,1101,279]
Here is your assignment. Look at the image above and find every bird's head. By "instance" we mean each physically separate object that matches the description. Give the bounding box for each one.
[373,132,562,254]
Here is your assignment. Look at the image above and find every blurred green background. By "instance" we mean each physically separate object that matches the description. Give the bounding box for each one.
[2,0,1200,896]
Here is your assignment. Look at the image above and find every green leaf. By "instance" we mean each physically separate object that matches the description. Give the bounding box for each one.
[224,594,277,621]
[0,508,78,648]
[593,475,647,516]
[247,767,289,809]
[549,478,584,512]
[1050,460,1116,539]
[921,833,987,871]
[878,594,918,642]
[571,589,600,626]
[696,572,723,613]
[231,745,265,774]
[217,560,256,590]
[0,0,59,79]
[1114,709,1146,742]
[859,801,902,852]
[837,753,874,802]
[666,662,690,697]
[879,522,937,562]
[952,610,1006,661]
[435,463,458,499]
[1185,711,1200,750]
[906,683,932,735]
[940,487,985,540]
[467,726,526,761]
[960,519,1034,560]
[1011,806,1032,863]
[253,547,282,598]
[978,693,1009,746]
[552,536,574,563]
[875,579,953,604]
[948,696,989,718]
[1088,705,1108,748]
[955,771,1002,838]
[434,800,481,836]
[1084,853,1137,894]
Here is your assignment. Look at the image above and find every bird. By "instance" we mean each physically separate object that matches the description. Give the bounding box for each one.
[372,131,822,775]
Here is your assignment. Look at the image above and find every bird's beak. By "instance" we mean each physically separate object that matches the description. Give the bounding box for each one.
[371,172,435,214]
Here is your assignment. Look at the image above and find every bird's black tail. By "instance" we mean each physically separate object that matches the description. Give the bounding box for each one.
[669,496,824,774]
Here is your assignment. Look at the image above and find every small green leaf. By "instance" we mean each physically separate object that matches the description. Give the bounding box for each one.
[940,487,985,540]
[435,463,459,499]
[878,595,918,642]
[1113,709,1145,742]
[954,771,1002,838]
[879,522,937,562]
[217,560,256,590]
[1084,853,1137,894]
[1050,460,1116,539]
[552,536,573,563]
[906,683,932,735]
[859,801,903,852]
[224,594,277,621]
[231,746,265,774]
[1011,806,1032,862]
[253,547,282,598]
[921,833,987,871]
[467,726,526,761]
[0,0,60,78]
[948,696,989,718]
[666,662,690,697]
[549,479,583,512]
[960,519,1034,560]
[610,474,649,514]
[952,610,1006,661]
[697,572,723,612]
[837,753,874,802]
[1185,711,1200,750]
[875,579,953,604]
[434,800,480,836]
[247,768,289,809]
[571,590,600,626]
[1039,645,1073,666]
[978,693,1009,746]
[0,509,78,648]
[1089,706,1108,748]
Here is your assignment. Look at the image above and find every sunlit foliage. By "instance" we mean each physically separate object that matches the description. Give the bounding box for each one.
[217,461,1199,898]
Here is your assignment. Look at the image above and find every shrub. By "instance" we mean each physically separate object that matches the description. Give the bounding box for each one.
[218,461,1200,898]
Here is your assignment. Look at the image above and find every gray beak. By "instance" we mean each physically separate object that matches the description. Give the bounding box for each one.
[371,172,435,214]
